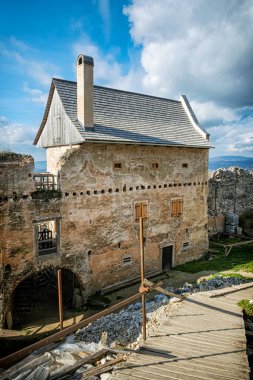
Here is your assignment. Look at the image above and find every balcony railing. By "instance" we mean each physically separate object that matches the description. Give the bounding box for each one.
[38,237,57,256]
[33,173,58,191]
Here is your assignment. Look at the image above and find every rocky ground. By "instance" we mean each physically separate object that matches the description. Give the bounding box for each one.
[75,275,251,348]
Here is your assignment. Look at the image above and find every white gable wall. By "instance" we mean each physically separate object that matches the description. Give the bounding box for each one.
[37,89,83,148]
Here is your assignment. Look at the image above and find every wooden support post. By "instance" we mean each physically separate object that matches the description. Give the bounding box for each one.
[139,217,146,341]
[57,269,63,331]
[0,291,147,368]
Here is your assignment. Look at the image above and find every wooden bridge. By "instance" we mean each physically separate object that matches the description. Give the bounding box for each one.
[112,284,252,379]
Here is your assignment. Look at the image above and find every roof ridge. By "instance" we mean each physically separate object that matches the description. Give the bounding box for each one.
[94,85,181,103]
[53,77,76,84]
[52,78,181,103]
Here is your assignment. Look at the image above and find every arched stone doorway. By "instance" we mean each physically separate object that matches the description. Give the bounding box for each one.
[11,267,83,328]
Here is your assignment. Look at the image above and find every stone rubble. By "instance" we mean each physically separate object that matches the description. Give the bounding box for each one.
[2,276,251,380]
[75,275,251,349]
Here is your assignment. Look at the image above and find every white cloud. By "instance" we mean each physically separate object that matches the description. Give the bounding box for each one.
[0,116,46,160]
[209,113,253,156]
[0,115,37,145]
[124,0,253,107]
[9,36,31,51]
[98,0,111,42]
[124,0,253,157]
[1,37,60,86]
[23,83,47,105]
[72,37,143,92]
[191,101,237,125]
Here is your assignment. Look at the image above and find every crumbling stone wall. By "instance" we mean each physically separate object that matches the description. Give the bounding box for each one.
[208,167,253,215]
[0,152,35,197]
[0,145,209,327]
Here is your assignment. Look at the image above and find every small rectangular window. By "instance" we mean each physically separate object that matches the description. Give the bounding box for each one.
[182,242,190,250]
[35,219,60,256]
[135,202,148,222]
[114,163,122,169]
[171,198,183,217]
[122,254,132,265]
[152,163,159,169]
[182,163,188,168]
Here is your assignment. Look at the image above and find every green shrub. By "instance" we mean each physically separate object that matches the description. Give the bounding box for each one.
[238,299,253,316]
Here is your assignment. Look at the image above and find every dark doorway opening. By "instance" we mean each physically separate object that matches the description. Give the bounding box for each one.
[11,268,82,328]
[162,245,173,270]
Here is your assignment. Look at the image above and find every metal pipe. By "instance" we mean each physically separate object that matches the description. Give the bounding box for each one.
[139,217,146,341]
[57,269,63,331]
[0,290,148,368]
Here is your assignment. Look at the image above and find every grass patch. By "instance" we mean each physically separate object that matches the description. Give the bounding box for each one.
[210,236,243,244]
[205,273,252,281]
[238,299,253,316]
[175,243,253,273]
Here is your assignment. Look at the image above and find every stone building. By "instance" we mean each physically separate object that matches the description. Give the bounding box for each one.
[0,55,210,328]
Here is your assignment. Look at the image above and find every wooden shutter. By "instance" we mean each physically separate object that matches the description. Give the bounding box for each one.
[171,200,178,217]
[142,203,148,221]
[135,203,142,221]
[135,202,148,221]
[177,199,182,216]
[171,199,183,217]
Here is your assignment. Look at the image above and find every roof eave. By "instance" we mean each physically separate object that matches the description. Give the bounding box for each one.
[180,95,210,141]
[33,80,55,145]
[83,137,211,149]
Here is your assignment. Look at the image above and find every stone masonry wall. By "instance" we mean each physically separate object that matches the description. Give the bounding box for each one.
[0,144,209,326]
[0,152,35,197]
[208,167,253,215]
[48,143,209,284]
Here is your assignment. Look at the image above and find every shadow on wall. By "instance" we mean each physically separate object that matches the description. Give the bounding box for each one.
[240,209,253,237]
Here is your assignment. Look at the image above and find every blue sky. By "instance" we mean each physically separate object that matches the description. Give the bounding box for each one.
[0,0,253,161]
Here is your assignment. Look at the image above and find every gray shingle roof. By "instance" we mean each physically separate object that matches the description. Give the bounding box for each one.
[34,78,211,148]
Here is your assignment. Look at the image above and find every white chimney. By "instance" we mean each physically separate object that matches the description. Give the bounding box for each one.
[76,54,94,130]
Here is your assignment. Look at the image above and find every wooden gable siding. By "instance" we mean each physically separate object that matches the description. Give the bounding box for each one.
[36,89,83,148]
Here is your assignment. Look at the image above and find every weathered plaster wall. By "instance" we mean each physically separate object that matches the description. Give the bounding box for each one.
[46,145,80,174]
[208,167,253,215]
[0,144,209,326]
[48,142,209,282]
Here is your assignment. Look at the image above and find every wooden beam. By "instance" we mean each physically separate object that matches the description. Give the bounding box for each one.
[143,279,184,301]
[50,349,109,380]
[211,240,253,257]
[57,269,63,330]
[81,356,126,379]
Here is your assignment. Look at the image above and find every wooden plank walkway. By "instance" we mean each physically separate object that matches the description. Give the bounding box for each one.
[112,285,252,380]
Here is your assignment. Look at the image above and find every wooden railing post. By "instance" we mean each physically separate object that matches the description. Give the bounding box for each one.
[57,269,63,331]
[139,217,146,341]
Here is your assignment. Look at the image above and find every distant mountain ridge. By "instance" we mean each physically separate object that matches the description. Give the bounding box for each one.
[209,156,253,170]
